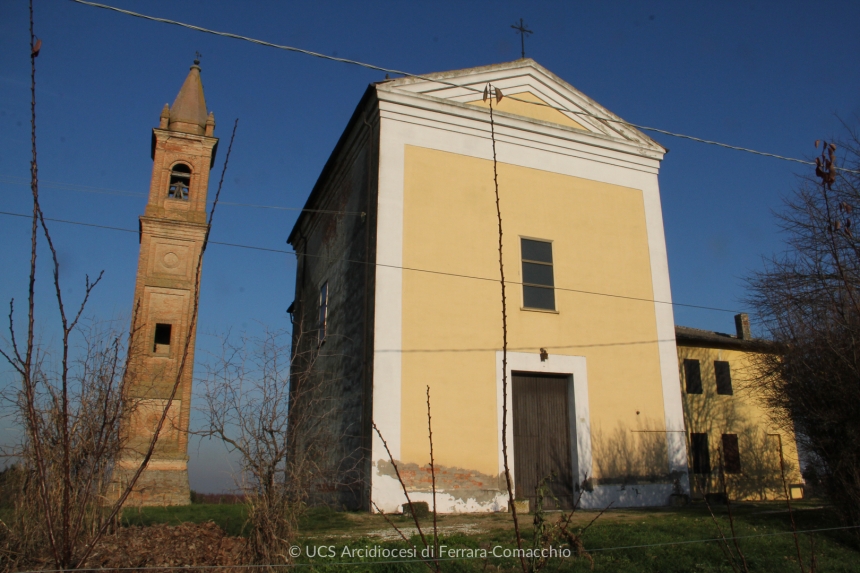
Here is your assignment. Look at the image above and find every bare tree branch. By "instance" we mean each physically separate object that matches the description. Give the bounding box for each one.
[746,132,860,526]
[487,83,526,573]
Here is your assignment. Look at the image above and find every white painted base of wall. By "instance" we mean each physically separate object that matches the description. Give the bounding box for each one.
[401,490,510,514]
[371,463,690,513]
[579,484,677,509]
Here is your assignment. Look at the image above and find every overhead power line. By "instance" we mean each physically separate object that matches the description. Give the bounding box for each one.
[71,0,860,175]
[0,176,144,198]
[0,209,744,314]
[0,210,291,254]
[0,176,364,216]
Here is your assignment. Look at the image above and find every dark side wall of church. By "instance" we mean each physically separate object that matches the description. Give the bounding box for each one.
[289,104,378,510]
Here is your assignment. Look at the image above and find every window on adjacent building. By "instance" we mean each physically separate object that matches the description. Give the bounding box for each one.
[153,323,172,354]
[691,433,711,474]
[684,359,703,394]
[318,282,328,343]
[521,238,555,310]
[722,434,741,474]
[168,163,191,200]
[715,361,733,395]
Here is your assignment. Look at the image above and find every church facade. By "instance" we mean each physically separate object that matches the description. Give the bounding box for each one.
[288,59,692,512]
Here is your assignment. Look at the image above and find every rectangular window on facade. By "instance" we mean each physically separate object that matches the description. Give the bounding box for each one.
[691,433,711,474]
[153,323,172,354]
[318,282,328,343]
[684,359,703,394]
[722,434,741,474]
[521,238,555,310]
[715,360,733,395]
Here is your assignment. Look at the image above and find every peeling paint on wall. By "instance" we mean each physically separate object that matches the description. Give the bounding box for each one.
[372,460,509,513]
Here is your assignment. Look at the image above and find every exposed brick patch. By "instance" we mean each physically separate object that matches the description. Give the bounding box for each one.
[377,460,506,502]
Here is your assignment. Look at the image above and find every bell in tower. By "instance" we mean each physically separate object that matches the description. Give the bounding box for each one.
[112,58,218,506]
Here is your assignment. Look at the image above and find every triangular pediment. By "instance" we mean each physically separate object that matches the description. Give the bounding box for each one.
[464,90,588,131]
[384,59,663,152]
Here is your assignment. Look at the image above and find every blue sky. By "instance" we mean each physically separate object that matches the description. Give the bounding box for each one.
[1,0,859,492]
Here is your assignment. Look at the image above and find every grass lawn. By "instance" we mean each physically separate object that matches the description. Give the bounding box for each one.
[123,500,860,572]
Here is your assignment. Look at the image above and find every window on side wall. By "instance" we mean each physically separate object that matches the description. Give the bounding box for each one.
[691,433,711,474]
[521,238,555,311]
[722,434,741,473]
[714,361,733,395]
[318,281,328,344]
[684,359,703,394]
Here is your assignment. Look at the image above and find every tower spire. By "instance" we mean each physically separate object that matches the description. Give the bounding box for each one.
[168,59,209,135]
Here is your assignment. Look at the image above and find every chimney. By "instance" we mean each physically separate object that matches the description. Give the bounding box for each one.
[734,313,751,340]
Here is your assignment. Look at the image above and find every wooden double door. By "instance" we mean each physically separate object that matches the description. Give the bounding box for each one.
[512,372,575,510]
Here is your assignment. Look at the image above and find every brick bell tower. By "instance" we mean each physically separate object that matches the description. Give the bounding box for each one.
[117,59,217,505]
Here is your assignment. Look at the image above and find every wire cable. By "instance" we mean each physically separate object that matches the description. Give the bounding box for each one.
[0,210,292,253]
[0,209,744,313]
[70,0,860,175]
[0,176,364,216]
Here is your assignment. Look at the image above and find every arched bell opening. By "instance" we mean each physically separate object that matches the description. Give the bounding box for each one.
[167,163,192,200]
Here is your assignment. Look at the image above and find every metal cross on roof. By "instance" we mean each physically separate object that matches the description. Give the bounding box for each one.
[511,18,533,59]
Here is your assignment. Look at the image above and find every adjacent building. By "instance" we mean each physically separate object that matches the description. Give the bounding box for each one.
[677,315,804,501]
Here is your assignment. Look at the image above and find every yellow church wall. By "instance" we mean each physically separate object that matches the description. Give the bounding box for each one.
[400,144,667,481]
[466,91,587,131]
[677,345,804,500]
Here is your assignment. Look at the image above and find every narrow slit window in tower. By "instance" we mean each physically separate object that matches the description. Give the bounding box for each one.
[153,323,172,354]
[168,164,191,200]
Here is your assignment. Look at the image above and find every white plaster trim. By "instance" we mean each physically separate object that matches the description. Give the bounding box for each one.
[371,122,404,465]
[378,107,661,174]
[496,351,592,501]
[377,90,664,165]
[375,101,663,188]
[640,175,691,495]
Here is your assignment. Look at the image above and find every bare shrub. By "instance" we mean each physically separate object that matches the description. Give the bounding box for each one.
[525,474,600,573]
[198,322,346,567]
[0,312,134,571]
